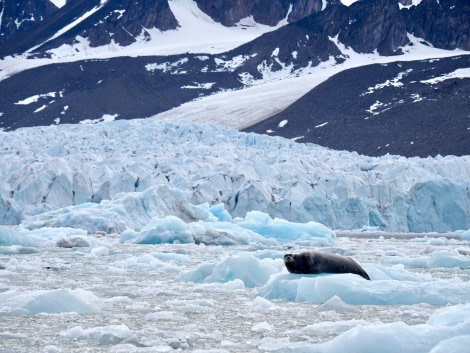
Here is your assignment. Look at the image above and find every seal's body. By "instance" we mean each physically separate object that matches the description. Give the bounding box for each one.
[284,251,370,280]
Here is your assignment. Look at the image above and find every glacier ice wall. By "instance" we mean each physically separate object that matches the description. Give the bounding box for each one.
[1,119,469,233]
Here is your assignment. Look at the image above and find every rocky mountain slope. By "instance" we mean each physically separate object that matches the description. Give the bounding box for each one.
[0,0,469,157]
[245,55,470,157]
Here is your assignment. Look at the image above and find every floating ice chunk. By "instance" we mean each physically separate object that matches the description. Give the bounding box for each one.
[258,268,470,305]
[179,253,282,288]
[0,245,38,255]
[208,203,232,222]
[110,253,180,272]
[235,211,336,244]
[145,311,189,322]
[193,279,246,292]
[300,319,370,337]
[61,324,138,345]
[318,295,358,313]
[429,335,470,353]
[108,343,172,353]
[0,226,32,246]
[249,296,276,310]
[165,299,214,313]
[149,252,190,262]
[89,246,109,256]
[364,263,431,281]
[22,185,211,235]
[0,289,104,315]
[121,211,281,246]
[251,321,274,333]
[0,331,28,339]
[125,216,195,244]
[271,304,470,353]
[457,229,470,240]
[3,257,43,272]
[42,346,63,353]
[105,296,132,305]
[18,227,88,246]
[380,250,470,269]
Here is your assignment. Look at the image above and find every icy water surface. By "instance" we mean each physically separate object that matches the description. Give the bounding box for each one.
[1,233,469,352]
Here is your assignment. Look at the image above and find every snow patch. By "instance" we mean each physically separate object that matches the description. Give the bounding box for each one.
[14,92,57,105]
[361,69,413,95]
[420,68,470,84]
[181,82,215,89]
[79,113,118,124]
[145,58,189,74]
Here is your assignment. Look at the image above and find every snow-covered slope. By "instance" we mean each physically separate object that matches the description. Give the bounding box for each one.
[0,0,288,80]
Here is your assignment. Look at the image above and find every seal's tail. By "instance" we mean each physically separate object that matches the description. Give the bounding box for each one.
[360,270,371,280]
[356,266,370,280]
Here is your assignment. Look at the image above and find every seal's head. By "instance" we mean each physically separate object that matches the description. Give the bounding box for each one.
[284,253,297,273]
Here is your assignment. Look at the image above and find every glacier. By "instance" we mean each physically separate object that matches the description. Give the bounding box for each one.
[1,119,469,233]
[0,118,469,352]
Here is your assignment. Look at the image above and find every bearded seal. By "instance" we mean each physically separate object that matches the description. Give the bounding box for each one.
[284,251,370,280]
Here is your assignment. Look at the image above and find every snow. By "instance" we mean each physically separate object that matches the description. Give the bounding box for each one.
[362,69,412,95]
[14,92,58,105]
[278,120,288,128]
[420,67,470,84]
[399,0,424,10]
[79,113,118,124]
[49,0,67,9]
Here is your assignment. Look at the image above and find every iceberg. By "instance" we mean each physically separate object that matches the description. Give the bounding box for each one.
[0,289,104,316]
[258,267,470,305]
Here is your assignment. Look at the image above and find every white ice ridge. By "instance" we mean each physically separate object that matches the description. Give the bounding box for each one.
[1,119,469,234]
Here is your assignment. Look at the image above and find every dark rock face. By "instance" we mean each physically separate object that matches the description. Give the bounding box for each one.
[83,0,179,47]
[338,0,409,55]
[36,0,179,50]
[0,0,102,57]
[0,0,58,46]
[0,0,178,57]
[0,54,244,130]
[194,0,327,26]
[403,0,470,50]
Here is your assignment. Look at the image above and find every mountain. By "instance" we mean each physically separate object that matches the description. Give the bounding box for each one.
[0,0,469,157]
[244,55,470,157]
[0,0,59,48]
[0,0,328,58]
